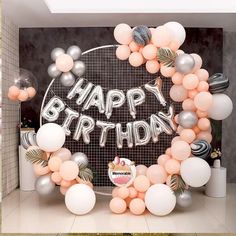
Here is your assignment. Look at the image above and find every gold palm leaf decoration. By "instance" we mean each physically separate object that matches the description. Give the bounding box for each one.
[79,167,93,182]
[170,174,187,194]
[25,148,48,167]
[157,47,177,67]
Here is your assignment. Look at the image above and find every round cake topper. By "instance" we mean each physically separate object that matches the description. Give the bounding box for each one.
[108,156,136,187]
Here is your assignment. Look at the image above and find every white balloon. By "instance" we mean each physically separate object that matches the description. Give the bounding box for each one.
[208,94,233,120]
[164,21,186,46]
[145,184,176,216]
[36,123,66,152]
[180,157,211,187]
[65,184,96,215]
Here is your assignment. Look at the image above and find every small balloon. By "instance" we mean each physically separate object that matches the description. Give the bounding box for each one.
[51,47,65,61]
[175,54,195,74]
[48,64,62,78]
[208,73,229,94]
[72,61,86,77]
[190,139,212,159]
[35,174,55,196]
[71,152,89,168]
[133,120,151,146]
[176,190,192,208]
[178,111,198,129]
[60,72,75,87]
[132,25,151,46]
[67,45,82,60]
[116,122,133,149]
[96,120,115,147]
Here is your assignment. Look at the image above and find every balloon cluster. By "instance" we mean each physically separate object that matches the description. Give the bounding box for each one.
[48,46,85,87]
[24,123,95,215]
[8,69,37,102]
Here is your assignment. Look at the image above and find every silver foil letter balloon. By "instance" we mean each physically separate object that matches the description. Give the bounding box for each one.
[116,122,133,149]
[67,78,93,105]
[96,120,115,147]
[41,96,65,122]
[127,88,145,119]
[105,89,125,119]
[73,115,95,144]
[61,107,79,136]
[158,104,177,131]
[145,78,167,106]
[82,85,105,113]
[133,120,151,146]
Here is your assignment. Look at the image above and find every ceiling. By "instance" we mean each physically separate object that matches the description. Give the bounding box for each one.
[3,0,236,31]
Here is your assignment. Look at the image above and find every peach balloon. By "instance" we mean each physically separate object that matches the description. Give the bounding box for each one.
[129,198,146,215]
[197,81,209,92]
[129,41,140,52]
[172,72,183,85]
[52,148,71,162]
[142,44,157,60]
[129,187,138,198]
[165,147,172,156]
[146,164,167,184]
[193,125,201,134]
[33,163,50,176]
[137,192,146,200]
[161,65,176,77]
[182,74,199,90]
[26,87,36,98]
[125,197,132,207]
[128,52,143,67]
[157,154,171,166]
[171,140,191,160]
[164,159,180,175]
[60,179,72,188]
[182,98,196,111]
[116,45,131,60]
[170,85,188,102]
[8,91,18,101]
[168,40,180,51]
[139,47,144,54]
[48,156,62,172]
[112,187,119,197]
[18,90,29,101]
[176,49,185,55]
[191,53,202,72]
[174,115,179,123]
[152,26,171,47]
[136,164,148,176]
[171,136,181,144]
[146,60,160,74]
[51,171,62,183]
[60,186,68,195]
[194,92,213,111]
[195,69,209,81]
[109,197,127,214]
[133,175,150,192]
[117,187,130,199]
[188,89,198,99]
[180,129,196,143]
[59,160,79,181]
[177,125,184,135]
[196,109,208,118]
[55,54,74,72]
[114,23,132,45]
[197,131,212,143]
[9,86,20,97]
[198,118,211,131]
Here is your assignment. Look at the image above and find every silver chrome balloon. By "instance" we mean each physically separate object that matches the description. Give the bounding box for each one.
[105,89,125,119]
[67,45,82,60]
[127,88,145,119]
[145,78,167,106]
[158,104,177,131]
[71,152,89,168]
[176,190,192,208]
[82,85,105,113]
[51,47,65,61]
[72,60,86,77]
[116,122,133,149]
[47,63,62,78]
[175,54,195,74]
[150,114,173,143]
[35,174,55,196]
[178,110,198,129]
[60,72,75,87]
[96,120,115,147]
[61,108,79,135]
[133,120,151,146]
[41,96,65,122]
[73,115,95,144]
[67,78,93,105]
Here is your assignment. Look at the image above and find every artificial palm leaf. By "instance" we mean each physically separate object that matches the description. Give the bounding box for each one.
[157,47,177,67]
[79,167,93,182]
[25,148,48,167]
[170,174,187,194]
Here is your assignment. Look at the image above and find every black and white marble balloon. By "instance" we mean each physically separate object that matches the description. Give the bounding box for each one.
[190,139,212,159]
[208,73,229,94]
[21,131,37,149]
[132,25,151,46]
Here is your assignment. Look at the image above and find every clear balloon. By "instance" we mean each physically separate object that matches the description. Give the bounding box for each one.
[67,45,82,60]
[72,60,86,77]
[35,174,55,196]
[178,110,198,129]
[60,72,75,87]
[96,120,115,147]
[127,88,145,119]
[71,152,89,168]
[61,107,79,135]
[105,89,125,119]
[133,120,151,146]
[175,54,195,74]
[176,190,192,208]
[116,122,133,149]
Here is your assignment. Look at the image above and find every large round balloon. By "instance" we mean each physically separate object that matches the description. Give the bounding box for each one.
[145,184,176,216]
[36,123,66,152]
[65,184,96,215]
[180,157,211,187]
[208,94,233,120]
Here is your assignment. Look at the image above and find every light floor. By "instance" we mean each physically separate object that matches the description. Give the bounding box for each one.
[2,184,236,233]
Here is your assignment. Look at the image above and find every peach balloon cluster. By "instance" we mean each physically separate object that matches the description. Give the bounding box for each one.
[8,85,36,102]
